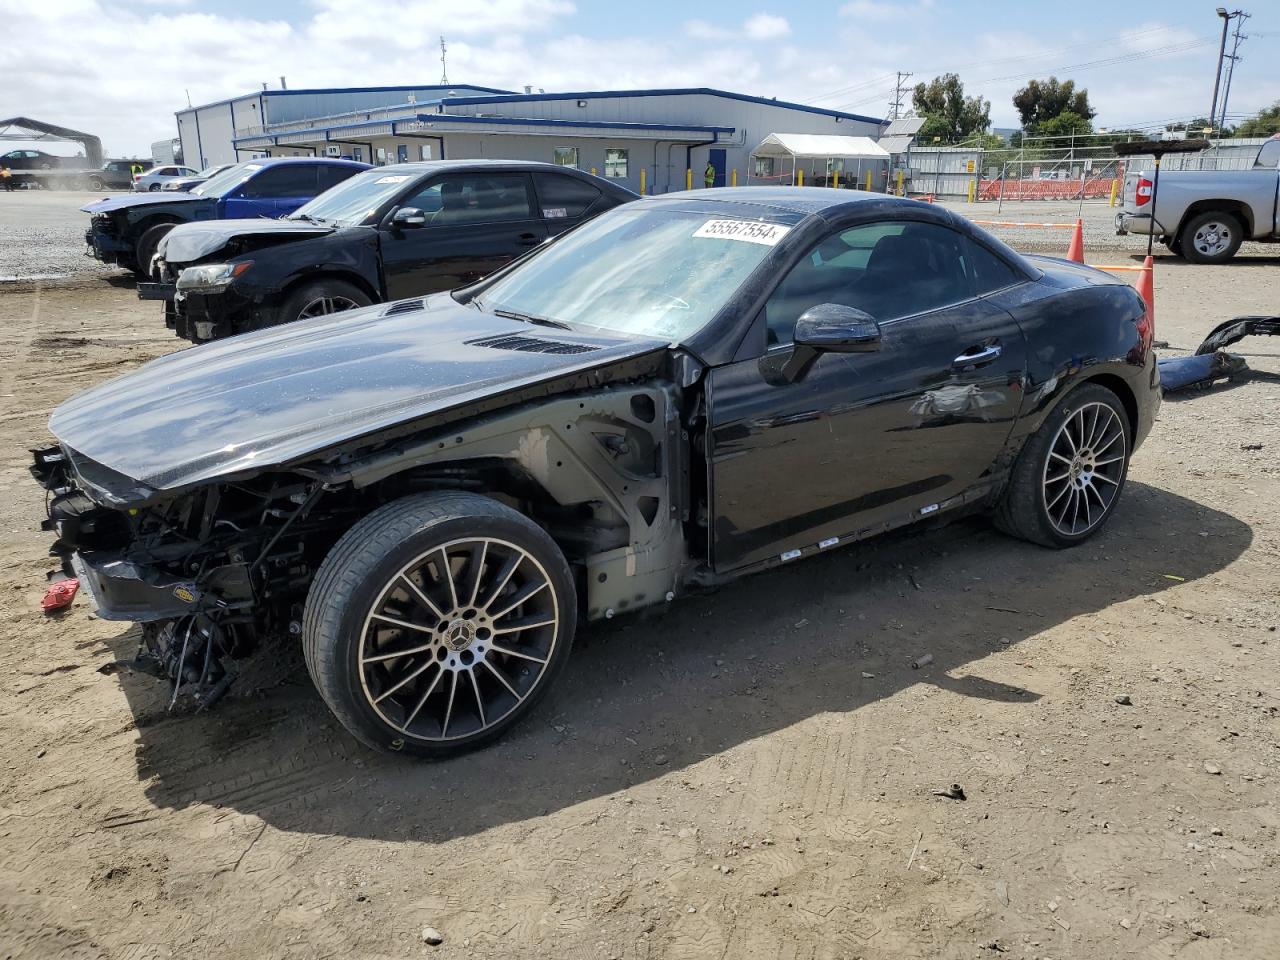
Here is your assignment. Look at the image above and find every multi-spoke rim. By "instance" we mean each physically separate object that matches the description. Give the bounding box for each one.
[1041,401,1126,537]
[1192,220,1232,258]
[297,295,360,319]
[358,537,559,742]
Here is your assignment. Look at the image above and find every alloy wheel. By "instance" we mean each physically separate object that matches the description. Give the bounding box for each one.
[1191,220,1232,259]
[297,295,360,319]
[1041,401,1126,537]
[358,537,560,742]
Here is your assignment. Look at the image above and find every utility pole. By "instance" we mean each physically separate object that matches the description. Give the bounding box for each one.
[1217,12,1250,133]
[439,36,449,85]
[889,71,912,120]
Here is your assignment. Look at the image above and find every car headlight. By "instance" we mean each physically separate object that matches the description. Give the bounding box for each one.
[176,261,253,293]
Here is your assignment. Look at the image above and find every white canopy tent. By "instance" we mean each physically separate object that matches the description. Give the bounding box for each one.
[749,133,890,187]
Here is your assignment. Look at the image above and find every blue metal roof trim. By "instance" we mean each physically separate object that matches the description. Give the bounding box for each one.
[399,115,734,134]
[436,88,886,125]
[180,84,514,117]
[235,114,734,145]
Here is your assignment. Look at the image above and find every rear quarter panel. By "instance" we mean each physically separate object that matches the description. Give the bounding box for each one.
[987,260,1159,451]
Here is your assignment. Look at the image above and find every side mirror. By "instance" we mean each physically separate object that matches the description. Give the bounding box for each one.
[793,303,881,352]
[779,304,881,383]
[392,206,427,228]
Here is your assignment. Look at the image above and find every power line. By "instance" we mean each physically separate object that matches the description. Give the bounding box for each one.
[1217,12,1250,132]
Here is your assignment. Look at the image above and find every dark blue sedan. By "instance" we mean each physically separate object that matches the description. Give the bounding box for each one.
[81,157,370,275]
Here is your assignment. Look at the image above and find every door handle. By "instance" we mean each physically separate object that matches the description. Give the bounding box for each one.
[517,233,541,247]
[953,343,1002,367]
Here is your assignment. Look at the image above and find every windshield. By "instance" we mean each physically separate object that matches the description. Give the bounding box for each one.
[477,207,788,340]
[192,163,262,197]
[289,169,421,225]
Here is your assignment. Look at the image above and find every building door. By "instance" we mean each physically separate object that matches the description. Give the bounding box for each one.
[709,148,727,187]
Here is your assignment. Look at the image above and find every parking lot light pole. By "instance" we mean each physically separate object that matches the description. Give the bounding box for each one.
[1209,8,1232,133]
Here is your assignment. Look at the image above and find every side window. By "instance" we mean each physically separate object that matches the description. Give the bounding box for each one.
[1255,138,1280,170]
[419,174,533,226]
[240,165,319,199]
[763,221,1015,346]
[317,164,359,193]
[533,173,602,219]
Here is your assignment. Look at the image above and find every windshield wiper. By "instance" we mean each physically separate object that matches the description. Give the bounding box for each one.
[291,213,326,225]
[493,308,571,330]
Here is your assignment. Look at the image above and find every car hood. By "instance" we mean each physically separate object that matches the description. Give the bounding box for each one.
[81,193,204,213]
[49,295,669,495]
[159,218,336,263]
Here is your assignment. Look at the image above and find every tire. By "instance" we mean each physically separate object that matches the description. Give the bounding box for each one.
[133,222,176,278]
[303,492,577,758]
[1178,210,1243,265]
[148,183,162,192]
[87,176,104,192]
[994,383,1131,549]
[276,278,372,326]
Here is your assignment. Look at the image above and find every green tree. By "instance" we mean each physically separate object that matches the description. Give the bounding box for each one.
[1036,111,1094,138]
[1234,102,1280,138]
[1013,77,1096,131]
[911,73,991,143]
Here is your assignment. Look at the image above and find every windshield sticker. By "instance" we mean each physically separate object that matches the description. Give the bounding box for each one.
[374,175,412,184]
[693,219,791,246]
[542,207,568,219]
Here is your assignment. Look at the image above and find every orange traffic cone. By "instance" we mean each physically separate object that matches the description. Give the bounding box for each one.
[1135,255,1155,330]
[1066,217,1084,263]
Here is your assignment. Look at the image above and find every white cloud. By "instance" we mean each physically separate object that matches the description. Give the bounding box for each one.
[0,2,1273,158]
[743,13,789,40]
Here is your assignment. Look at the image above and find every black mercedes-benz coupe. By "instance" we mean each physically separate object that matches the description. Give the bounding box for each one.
[33,188,1159,757]
[142,160,636,343]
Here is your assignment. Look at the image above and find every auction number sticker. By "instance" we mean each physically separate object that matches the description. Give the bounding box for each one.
[375,175,411,184]
[692,219,790,246]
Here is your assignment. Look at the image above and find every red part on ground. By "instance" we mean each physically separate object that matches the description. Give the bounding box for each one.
[41,578,79,612]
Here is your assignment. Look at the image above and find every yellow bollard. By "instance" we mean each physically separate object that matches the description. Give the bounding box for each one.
[639,168,646,196]
[797,169,804,187]
[966,178,976,203]
[895,169,904,196]
[833,169,840,189]
[591,167,597,176]
[730,168,737,187]
[865,170,872,191]
[686,168,692,191]
[1109,179,1119,207]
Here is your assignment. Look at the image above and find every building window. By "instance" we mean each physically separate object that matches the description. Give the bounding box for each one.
[753,156,775,178]
[553,146,579,168]
[605,148,628,179]
[419,143,433,160]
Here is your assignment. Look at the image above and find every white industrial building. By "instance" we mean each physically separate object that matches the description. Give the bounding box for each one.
[175,84,888,195]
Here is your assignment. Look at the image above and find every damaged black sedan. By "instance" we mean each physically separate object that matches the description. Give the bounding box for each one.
[33,189,1159,758]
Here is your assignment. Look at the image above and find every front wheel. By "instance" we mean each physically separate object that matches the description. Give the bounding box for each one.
[995,384,1131,548]
[1178,211,1243,264]
[277,278,372,326]
[303,492,577,758]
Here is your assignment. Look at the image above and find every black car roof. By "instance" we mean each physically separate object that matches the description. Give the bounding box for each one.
[368,159,594,175]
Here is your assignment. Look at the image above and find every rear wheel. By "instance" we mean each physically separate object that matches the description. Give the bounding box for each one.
[148,183,162,192]
[87,175,104,192]
[304,492,576,758]
[277,278,371,325]
[1178,211,1243,264]
[995,384,1131,548]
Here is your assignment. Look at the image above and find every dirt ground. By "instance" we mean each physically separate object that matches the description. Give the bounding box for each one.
[1,194,1278,960]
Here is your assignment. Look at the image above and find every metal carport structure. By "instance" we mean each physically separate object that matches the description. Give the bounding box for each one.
[0,117,103,167]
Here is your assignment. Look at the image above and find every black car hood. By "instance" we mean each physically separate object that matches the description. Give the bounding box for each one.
[159,218,336,263]
[49,295,668,493]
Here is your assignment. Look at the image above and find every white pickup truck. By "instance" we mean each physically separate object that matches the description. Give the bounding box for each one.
[1116,134,1280,263]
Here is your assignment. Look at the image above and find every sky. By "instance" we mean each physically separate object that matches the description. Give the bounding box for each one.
[3,0,1277,158]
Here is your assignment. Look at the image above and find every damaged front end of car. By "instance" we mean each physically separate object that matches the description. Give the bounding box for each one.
[31,445,348,709]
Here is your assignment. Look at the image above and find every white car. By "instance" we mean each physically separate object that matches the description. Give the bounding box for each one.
[133,164,200,192]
